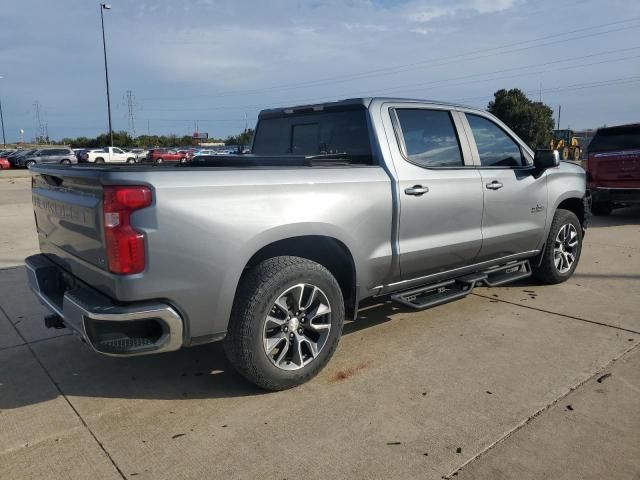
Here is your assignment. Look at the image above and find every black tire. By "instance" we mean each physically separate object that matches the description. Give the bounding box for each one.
[591,202,612,216]
[224,256,345,391]
[532,209,583,284]
[60,159,71,165]
[95,157,105,164]
[156,158,164,164]
[25,160,36,168]
[126,157,136,164]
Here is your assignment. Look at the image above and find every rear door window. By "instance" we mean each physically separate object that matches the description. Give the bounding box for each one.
[395,109,464,168]
[466,114,524,167]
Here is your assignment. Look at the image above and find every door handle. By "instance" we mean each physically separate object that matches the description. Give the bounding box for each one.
[404,185,429,196]
[485,181,503,190]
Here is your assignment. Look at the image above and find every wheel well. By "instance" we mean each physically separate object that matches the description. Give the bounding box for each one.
[557,197,585,227]
[244,236,357,315]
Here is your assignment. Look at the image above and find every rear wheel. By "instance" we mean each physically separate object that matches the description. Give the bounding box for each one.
[60,159,71,165]
[156,157,164,164]
[224,256,345,391]
[561,147,570,161]
[532,209,582,284]
[95,157,105,164]
[126,157,136,164]
[25,160,36,168]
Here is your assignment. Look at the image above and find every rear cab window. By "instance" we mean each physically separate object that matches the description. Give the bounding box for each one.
[394,109,464,168]
[589,124,640,154]
[466,114,526,168]
[252,106,376,165]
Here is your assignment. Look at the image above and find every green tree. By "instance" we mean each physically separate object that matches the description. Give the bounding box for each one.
[487,89,554,148]
[225,128,255,148]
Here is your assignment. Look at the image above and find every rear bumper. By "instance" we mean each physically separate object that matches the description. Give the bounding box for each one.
[590,187,640,205]
[25,254,183,357]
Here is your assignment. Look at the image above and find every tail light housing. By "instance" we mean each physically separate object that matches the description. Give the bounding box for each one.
[103,186,152,274]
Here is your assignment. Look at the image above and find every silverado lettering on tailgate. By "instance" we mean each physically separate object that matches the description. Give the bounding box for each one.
[33,195,96,229]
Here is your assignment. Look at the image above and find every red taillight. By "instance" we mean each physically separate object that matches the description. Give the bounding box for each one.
[103,186,152,274]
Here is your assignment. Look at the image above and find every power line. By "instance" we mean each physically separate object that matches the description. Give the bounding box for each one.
[139,16,640,102]
[133,51,640,115]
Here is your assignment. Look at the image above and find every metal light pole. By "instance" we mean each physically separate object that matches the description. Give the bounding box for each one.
[100,3,113,146]
[0,76,6,145]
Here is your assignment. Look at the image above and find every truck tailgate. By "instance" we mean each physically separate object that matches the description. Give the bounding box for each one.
[31,167,106,270]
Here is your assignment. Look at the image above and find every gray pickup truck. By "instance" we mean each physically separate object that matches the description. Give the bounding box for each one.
[26,98,587,390]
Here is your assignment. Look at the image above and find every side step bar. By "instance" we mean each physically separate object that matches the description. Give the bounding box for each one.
[391,260,531,310]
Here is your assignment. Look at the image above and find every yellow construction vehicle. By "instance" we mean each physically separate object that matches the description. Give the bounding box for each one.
[550,129,581,161]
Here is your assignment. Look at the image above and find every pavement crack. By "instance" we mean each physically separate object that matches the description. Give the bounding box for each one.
[442,342,640,479]
[472,292,640,335]
[0,304,127,480]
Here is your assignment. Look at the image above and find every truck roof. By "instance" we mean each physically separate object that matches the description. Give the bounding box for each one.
[258,97,482,118]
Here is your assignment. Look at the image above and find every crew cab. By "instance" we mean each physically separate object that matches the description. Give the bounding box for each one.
[25,98,587,390]
[85,147,137,164]
[586,123,640,215]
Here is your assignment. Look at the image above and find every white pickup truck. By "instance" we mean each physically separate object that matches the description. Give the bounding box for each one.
[85,147,137,164]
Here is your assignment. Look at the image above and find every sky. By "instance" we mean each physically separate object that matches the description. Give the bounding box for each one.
[1,0,639,142]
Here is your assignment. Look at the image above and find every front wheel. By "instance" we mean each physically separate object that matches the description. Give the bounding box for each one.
[573,147,581,161]
[60,159,71,165]
[532,209,583,284]
[25,160,36,168]
[224,256,345,391]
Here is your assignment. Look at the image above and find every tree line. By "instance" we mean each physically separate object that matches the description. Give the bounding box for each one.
[52,89,554,150]
[56,129,255,149]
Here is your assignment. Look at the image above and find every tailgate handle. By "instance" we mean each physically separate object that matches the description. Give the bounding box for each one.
[42,174,63,186]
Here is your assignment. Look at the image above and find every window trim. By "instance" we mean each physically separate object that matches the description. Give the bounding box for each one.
[459,110,534,169]
[390,107,473,170]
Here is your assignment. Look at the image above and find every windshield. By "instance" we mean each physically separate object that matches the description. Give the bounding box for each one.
[252,107,375,164]
[589,124,640,153]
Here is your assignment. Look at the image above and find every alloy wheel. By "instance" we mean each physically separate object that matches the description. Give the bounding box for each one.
[554,224,578,273]
[263,283,332,371]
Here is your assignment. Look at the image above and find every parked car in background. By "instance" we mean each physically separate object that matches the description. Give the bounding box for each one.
[85,147,137,163]
[26,97,587,390]
[146,148,188,163]
[2,149,35,167]
[73,149,89,162]
[128,149,149,162]
[15,148,78,168]
[586,123,640,215]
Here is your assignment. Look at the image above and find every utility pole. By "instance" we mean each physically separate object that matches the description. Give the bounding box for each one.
[0,76,6,145]
[539,81,542,102]
[126,90,136,137]
[33,101,44,143]
[100,3,113,146]
[557,105,561,130]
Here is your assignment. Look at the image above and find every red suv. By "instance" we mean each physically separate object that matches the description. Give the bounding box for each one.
[586,123,640,215]
[147,149,188,164]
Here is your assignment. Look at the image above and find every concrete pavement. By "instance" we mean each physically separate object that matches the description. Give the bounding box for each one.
[0,177,638,479]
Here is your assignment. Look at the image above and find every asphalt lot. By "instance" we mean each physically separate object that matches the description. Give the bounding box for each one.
[1,169,639,479]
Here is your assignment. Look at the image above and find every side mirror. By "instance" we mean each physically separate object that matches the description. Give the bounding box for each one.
[534,149,560,170]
